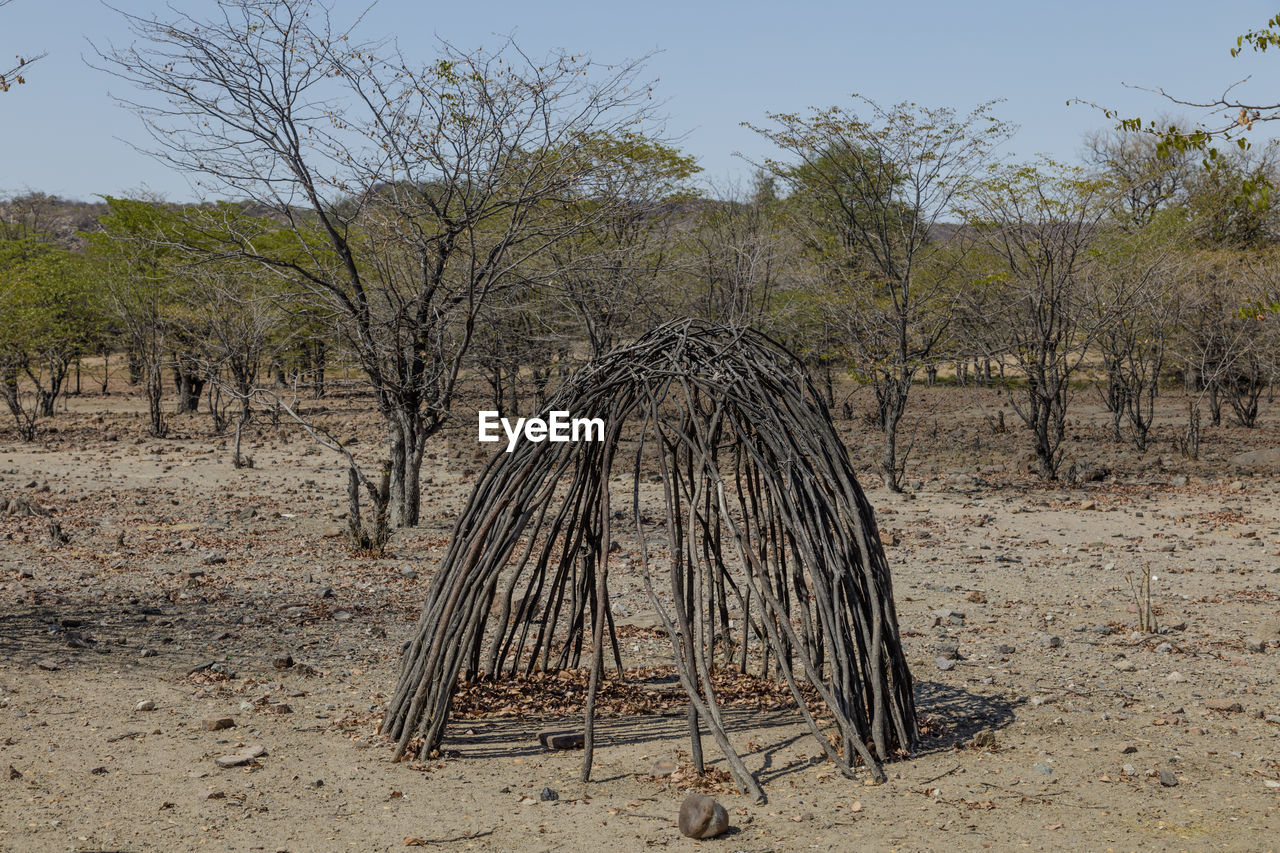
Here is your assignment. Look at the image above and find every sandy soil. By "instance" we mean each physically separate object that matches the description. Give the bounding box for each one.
[1,385,1278,852]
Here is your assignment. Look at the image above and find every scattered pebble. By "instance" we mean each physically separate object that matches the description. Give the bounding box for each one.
[1206,698,1243,713]
[202,717,235,731]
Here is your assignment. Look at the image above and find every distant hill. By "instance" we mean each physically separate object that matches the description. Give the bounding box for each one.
[0,192,107,249]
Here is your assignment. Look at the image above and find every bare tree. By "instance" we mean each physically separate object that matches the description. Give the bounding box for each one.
[183,260,291,466]
[99,0,659,528]
[748,99,1012,491]
[1175,252,1273,428]
[1084,124,1192,231]
[962,161,1120,480]
[1091,236,1178,450]
[546,133,700,359]
[689,174,786,329]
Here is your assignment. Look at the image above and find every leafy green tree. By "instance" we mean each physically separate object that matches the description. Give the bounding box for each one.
[0,238,105,437]
[87,197,191,438]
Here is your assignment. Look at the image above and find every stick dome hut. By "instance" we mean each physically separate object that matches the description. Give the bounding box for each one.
[381,321,917,802]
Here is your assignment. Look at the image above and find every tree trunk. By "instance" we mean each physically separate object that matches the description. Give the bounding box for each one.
[173,367,204,414]
[145,361,167,438]
[388,410,426,528]
[311,340,326,398]
[35,356,68,417]
[879,371,910,493]
[128,349,142,385]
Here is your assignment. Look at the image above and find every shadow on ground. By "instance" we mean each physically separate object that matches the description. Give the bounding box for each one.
[913,678,1019,752]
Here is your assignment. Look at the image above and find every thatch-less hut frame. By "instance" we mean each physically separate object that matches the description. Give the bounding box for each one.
[381,321,917,802]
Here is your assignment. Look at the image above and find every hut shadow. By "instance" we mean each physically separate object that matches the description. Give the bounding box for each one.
[912,679,1019,754]
[448,708,853,788]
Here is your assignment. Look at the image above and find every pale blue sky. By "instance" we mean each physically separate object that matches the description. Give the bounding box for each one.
[1,0,1275,201]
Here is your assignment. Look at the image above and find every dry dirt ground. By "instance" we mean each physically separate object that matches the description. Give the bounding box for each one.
[1,384,1278,852]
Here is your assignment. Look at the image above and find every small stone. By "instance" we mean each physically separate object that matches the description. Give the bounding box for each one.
[198,789,226,800]
[202,717,236,732]
[1030,695,1053,706]
[134,700,156,712]
[993,643,1016,656]
[272,655,294,670]
[539,786,558,802]
[1122,763,1137,776]
[1120,744,1137,754]
[932,608,966,625]
[1159,769,1179,787]
[400,566,418,579]
[964,590,987,604]
[650,759,678,778]
[201,551,227,566]
[333,611,352,621]
[319,587,335,599]
[17,568,33,579]
[36,659,59,671]
[1113,659,1137,672]
[1205,698,1243,713]
[268,703,292,715]
[936,642,960,660]
[213,745,266,768]
[1244,638,1266,653]
[1155,642,1172,655]
[678,793,729,839]
[238,701,254,712]
[935,657,956,672]
[1034,762,1054,776]
[90,766,109,775]
[139,648,158,658]
[537,730,584,750]
[1166,671,1187,683]
[6,765,20,780]
[1040,635,1063,649]
[971,730,998,749]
